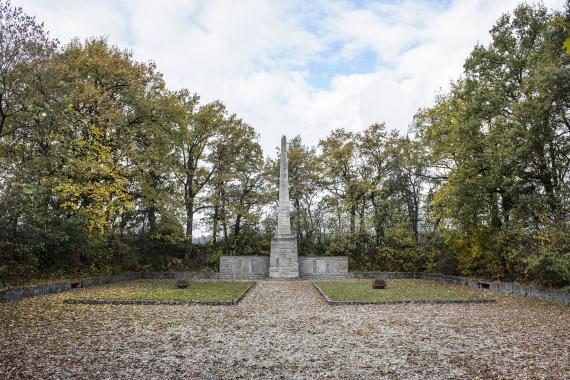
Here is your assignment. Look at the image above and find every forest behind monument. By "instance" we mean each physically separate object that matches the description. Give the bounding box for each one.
[1,1,570,288]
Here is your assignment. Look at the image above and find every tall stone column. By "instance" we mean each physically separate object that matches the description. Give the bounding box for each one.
[269,136,299,278]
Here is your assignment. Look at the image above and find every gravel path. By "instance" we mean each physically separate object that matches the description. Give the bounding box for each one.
[1,280,569,379]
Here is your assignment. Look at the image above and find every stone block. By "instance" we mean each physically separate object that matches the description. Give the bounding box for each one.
[298,256,349,277]
[219,256,269,278]
[269,235,299,278]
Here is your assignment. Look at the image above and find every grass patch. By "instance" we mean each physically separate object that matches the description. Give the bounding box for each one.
[66,280,254,303]
[315,279,493,304]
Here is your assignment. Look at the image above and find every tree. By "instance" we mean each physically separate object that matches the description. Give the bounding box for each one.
[206,117,268,255]
[284,136,322,254]
[172,92,226,261]
[415,3,570,283]
[0,0,56,139]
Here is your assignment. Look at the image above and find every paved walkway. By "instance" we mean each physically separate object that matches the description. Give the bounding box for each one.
[1,280,569,379]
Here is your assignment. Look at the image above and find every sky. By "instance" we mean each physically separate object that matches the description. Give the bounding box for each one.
[15,0,566,157]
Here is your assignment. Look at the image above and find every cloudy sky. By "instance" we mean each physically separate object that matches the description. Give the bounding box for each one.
[15,0,566,156]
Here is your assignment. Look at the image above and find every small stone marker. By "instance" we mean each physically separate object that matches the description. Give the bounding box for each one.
[176,279,189,289]
[373,279,387,289]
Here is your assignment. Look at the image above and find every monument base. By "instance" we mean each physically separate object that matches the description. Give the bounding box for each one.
[269,234,299,278]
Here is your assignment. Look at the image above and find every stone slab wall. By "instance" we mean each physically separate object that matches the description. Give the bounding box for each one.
[219,255,349,278]
[299,256,348,277]
[80,273,141,288]
[219,256,270,278]
[0,273,143,302]
[141,271,222,280]
[416,273,570,304]
[0,282,71,302]
[350,271,414,280]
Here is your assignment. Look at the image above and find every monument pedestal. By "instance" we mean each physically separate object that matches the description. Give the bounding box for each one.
[269,234,299,278]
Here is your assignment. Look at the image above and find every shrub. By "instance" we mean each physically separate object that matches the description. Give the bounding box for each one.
[526,250,570,288]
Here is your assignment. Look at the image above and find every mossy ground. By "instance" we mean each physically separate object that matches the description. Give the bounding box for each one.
[66,280,254,302]
[316,279,490,303]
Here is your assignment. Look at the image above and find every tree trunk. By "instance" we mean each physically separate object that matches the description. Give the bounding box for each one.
[148,206,157,234]
[489,192,501,229]
[359,198,365,235]
[501,192,511,224]
[349,203,356,235]
[212,189,219,244]
[294,197,302,255]
[221,188,229,254]
[371,192,383,245]
[535,132,558,215]
[234,214,241,238]
[411,195,419,243]
[185,201,194,261]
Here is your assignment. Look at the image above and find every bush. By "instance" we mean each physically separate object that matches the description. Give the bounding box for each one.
[526,250,570,288]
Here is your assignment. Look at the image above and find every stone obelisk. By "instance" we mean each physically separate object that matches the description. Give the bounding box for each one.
[269,136,299,278]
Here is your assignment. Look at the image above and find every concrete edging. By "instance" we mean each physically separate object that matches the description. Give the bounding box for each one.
[312,281,496,306]
[63,299,234,306]
[233,281,257,305]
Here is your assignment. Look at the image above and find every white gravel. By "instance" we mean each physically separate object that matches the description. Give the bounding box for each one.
[1,280,569,379]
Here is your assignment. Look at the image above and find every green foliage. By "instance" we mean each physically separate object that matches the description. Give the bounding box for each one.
[549,16,570,55]
[414,3,570,286]
[1,1,569,288]
[526,250,570,288]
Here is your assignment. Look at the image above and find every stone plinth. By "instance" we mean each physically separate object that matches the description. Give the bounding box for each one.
[269,235,299,278]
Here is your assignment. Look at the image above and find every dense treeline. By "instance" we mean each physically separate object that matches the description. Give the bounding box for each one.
[1,1,569,287]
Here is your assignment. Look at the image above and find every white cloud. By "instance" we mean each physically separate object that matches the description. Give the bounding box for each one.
[14,0,567,155]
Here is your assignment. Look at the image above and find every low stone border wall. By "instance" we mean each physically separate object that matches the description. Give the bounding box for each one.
[141,271,266,280]
[350,272,417,280]
[141,271,220,280]
[0,273,143,302]
[0,282,71,302]
[63,281,257,306]
[3,270,569,305]
[80,273,142,288]
[416,273,570,305]
[312,281,496,306]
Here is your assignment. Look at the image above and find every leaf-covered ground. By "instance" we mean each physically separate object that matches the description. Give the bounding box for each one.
[65,280,253,302]
[316,279,490,303]
[1,280,569,379]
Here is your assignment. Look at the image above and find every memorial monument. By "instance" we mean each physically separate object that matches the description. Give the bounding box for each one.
[269,136,299,278]
[219,136,347,278]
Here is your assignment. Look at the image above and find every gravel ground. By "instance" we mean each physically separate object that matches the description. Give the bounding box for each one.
[1,280,569,379]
